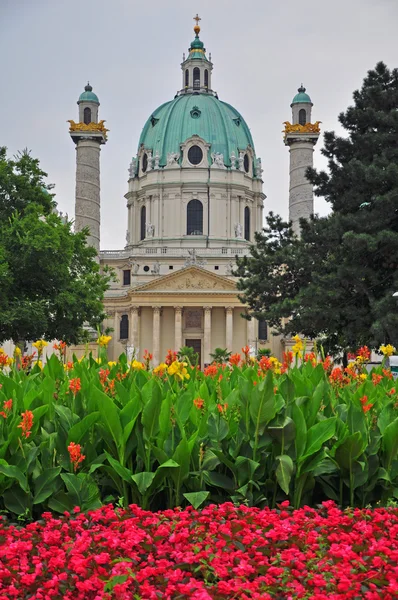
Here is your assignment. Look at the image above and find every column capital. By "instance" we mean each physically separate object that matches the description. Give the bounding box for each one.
[174,305,183,313]
[152,305,162,315]
[203,305,212,313]
[105,308,116,316]
[225,306,234,314]
[131,305,141,315]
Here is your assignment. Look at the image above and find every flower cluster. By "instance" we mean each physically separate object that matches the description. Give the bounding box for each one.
[292,334,304,358]
[380,344,396,357]
[17,410,33,439]
[168,360,190,381]
[97,335,112,347]
[67,442,85,471]
[0,350,13,370]
[0,502,398,599]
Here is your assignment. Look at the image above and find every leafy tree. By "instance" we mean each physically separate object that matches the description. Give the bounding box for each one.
[236,62,398,355]
[178,346,199,367]
[0,147,111,345]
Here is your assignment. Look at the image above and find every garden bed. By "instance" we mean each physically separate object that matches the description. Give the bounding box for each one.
[0,501,397,599]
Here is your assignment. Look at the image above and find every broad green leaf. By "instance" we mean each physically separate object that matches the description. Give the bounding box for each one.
[275,454,294,494]
[383,417,398,469]
[292,402,307,459]
[104,451,133,483]
[301,418,336,462]
[93,388,122,450]
[141,380,162,440]
[131,472,156,495]
[183,491,209,509]
[249,371,278,428]
[3,486,31,515]
[203,471,235,490]
[335,432,364,471]
[33,467,62,504]
[0,462,29,492]
[48,491,74,514]
[67,412,100,445]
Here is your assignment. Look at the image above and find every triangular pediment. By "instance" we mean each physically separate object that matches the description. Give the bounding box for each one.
[130,266,237,293]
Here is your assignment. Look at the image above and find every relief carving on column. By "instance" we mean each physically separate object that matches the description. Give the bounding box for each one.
[105,308,116,317]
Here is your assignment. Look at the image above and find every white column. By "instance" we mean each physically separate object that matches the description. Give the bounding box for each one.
[174,306,183,352]
[225,306,233,351]
[247,317,255,347]
[130,306,140,356]
[152,306,161,365]
[203,306,212,366]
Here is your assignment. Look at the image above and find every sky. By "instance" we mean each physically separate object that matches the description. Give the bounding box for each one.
[1,0,397,249]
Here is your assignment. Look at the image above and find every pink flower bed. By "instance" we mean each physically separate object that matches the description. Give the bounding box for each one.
[0,502,397,599]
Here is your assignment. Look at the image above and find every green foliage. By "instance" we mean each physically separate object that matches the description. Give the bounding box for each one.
[177,345,199,366]
[0,146,112,345]
[236,63,398,355]
[209,348,232,363]
[1,352,398,518]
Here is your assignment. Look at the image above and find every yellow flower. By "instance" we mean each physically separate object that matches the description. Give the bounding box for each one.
[94,357,102,364]
[37,360,43,370]
[32,340,48,352]
[14,347,22,357]
[380,344,396,357]
[108,361,117,368]
[97,335,112,347]
[0,349,5,355]
[153,363,168,375]
[167,360,190,381]
[131,360,144,370]
[359,373,367,381]
[6,357,14,367]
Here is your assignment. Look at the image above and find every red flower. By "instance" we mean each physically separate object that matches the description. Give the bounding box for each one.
[217,403,228,414]
[69,377,81,395]
[204,364,218,377]
[67,442,85,472]
[0,398,13,418]
[229,353,241,366]
[372,373,383,386]
[17,410,33,438]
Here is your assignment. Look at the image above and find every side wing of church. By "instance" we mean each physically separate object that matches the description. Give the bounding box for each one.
[68,17,320,367]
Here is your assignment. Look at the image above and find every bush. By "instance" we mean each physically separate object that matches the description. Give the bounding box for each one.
[0,344,397,518]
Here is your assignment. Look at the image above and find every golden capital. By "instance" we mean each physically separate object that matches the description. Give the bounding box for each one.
[68,119,109,140]
[282,121,321,137]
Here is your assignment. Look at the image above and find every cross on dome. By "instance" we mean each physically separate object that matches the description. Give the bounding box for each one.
[193,13,201,36]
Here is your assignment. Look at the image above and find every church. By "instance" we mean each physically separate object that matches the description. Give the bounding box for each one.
[68,17,320,366]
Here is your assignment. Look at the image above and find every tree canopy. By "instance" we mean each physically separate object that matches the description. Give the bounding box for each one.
[0,147,111,345]
[236,62,398,355]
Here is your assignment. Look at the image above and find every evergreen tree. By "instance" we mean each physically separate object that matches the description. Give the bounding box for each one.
[0,147,111,345]
[237,62,398,354]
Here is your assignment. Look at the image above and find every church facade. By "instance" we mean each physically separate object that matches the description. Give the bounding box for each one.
[68,18,320,366]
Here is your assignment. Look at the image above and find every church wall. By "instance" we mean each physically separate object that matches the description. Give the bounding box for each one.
[160,307,175,361]
[211,308,225,353]
[140,308,153,360]
[232,309,247,352]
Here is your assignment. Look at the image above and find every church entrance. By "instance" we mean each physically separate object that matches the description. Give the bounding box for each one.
[185,338,202,367]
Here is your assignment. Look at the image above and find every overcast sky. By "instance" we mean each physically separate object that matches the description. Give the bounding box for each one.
[1,0,397,249]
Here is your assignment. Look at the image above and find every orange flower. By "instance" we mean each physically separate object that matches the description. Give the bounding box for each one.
[165,349,178,366]
[0,399,12,419]
[322,356,332,372]
[358,346,371,361]
[383,368,393,380]
[204,364,218,377]
[217,403,228,414]
[304,352,317,366]
[360,394,374,413]
[69,378,81,396]
[372,373,383,386]
[283,351,294,368]
[193,397,205,410]
[229,353,241,366]
[18,410,33,439]
[67,442,85,472]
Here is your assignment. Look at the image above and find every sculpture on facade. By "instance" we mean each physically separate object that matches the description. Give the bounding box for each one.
[226,260,235,275]
[128,158,137,178]
[256,157,263,178]
[234,222,243,238]
[230,151,237,170]
[151,261,160,274]
[146,223,155,237]
[125,230,130,244]
[132,262,139,274]
[211,152,226,168]
[185,248,206,267]
[238,152,245,172]
[166,152,180,166]
[146,150,153,171]
[67,119,109,140]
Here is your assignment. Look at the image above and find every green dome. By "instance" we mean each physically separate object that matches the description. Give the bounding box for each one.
[137,93,255,169]
[291,85,312,105]
[78,83,99,104]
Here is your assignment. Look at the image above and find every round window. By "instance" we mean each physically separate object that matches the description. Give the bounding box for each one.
[188,145,203,165]
[244,154,250,173]
[142,153,148,173]
[143,265,150,272]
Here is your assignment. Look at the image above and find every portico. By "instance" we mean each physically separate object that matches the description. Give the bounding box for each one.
[104,266,276,366]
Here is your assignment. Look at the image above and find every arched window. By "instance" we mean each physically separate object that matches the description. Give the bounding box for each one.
[187,199,203,235]
[299,109,307,126]
[83,107,91,125]
[258,320,267,341]
[204,69,209,88]
[140,206,146,241]
[120,315,129,340]
[193,67,200,90]
[244,206,250,241]
[185,69,189,87]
